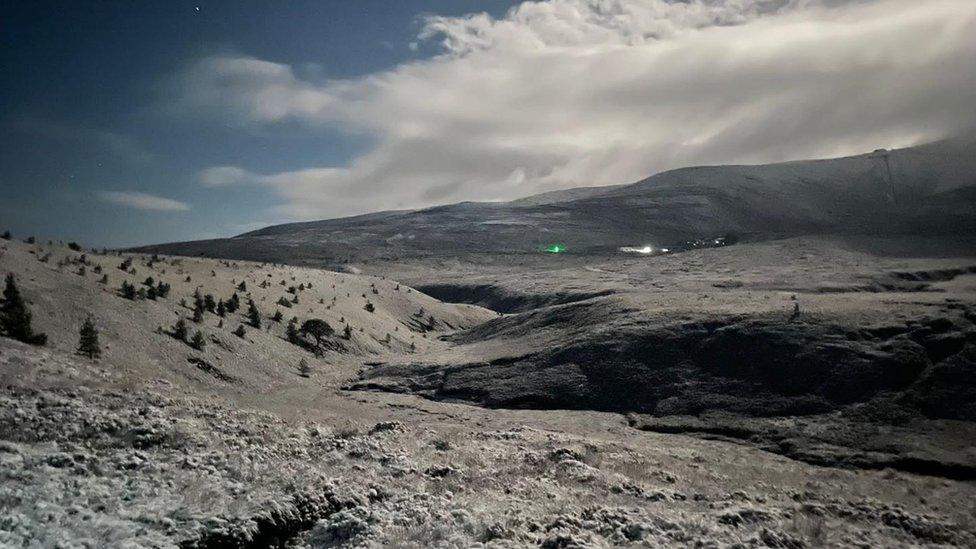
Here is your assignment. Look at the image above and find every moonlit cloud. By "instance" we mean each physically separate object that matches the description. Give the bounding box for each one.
[176,0,976,221]
[198,166,253,187]
[99,191,190,211]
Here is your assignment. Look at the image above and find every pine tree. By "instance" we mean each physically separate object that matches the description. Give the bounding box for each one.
[1,273,47,345]
[272,310,283,322]
[173,318,188,341]
[193,290,205,322]
[233,324,247,338]
[300,319,334,353]
[343,324,353,340]
[217,299,226,317]
[237,280,247,291]
[120,281,137,300]
[76,316,101,360]
[246,299,261,328]
[286,318,300,343]
[190,330,206,351]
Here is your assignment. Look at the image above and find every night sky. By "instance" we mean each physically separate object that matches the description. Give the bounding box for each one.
[2,1,973,247]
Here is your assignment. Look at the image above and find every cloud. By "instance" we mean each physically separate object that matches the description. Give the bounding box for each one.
[99,191,190,211]
[176,0,976,221]
[198,166,253,187]
[8,115,154,164]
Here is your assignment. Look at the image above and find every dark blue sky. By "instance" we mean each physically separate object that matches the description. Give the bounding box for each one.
[4,1,973,248]
[0,0,519,247]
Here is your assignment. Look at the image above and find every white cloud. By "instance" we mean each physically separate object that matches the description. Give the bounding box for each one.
[198,166,253,187]
[99,191,190,211]
[177,0,976,221]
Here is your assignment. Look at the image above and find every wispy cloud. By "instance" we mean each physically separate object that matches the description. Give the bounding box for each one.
[8,115,154,164]
[198,166,254,187]
[99,191,190,211]
[175,0,976,221]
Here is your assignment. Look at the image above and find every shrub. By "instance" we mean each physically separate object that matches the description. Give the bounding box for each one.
[67,242,81,251]
[120,281,137,300]
[156,282,171,298]
[233,324,246,338]
[272,310,283,322]
[364,301,375,313]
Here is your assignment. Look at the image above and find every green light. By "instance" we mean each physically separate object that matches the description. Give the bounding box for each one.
[545,244,565,253]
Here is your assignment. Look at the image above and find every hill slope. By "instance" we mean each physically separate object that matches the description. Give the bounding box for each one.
[0,239,494,393]
[133,135,976,264]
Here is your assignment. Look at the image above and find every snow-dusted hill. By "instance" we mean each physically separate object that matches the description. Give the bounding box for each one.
[132,134,976,263]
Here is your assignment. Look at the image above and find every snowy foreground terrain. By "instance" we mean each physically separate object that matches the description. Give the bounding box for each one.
[2,232,976,547]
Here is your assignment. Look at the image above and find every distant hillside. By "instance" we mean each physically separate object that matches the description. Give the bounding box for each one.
[132,135,976,264]
[0,239,493,393]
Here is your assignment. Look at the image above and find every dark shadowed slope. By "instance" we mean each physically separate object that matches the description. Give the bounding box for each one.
[132,134,976,263]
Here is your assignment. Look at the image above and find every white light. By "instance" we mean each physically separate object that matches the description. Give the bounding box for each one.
[619,245,655,254]
[661,248,670,253]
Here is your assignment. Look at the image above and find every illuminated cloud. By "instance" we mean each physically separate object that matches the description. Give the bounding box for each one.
[99,191,190,211]
[177,0,976,221]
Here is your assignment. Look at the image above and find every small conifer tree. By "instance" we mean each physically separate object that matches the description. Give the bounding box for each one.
[286,318,300,343]
[233,324,247,338]
[173,318,188,341]
[76,316,101,360]
[298,357,312,377]
[190,330,206,350]
[246,299,261,328]
[1,273,47,345]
